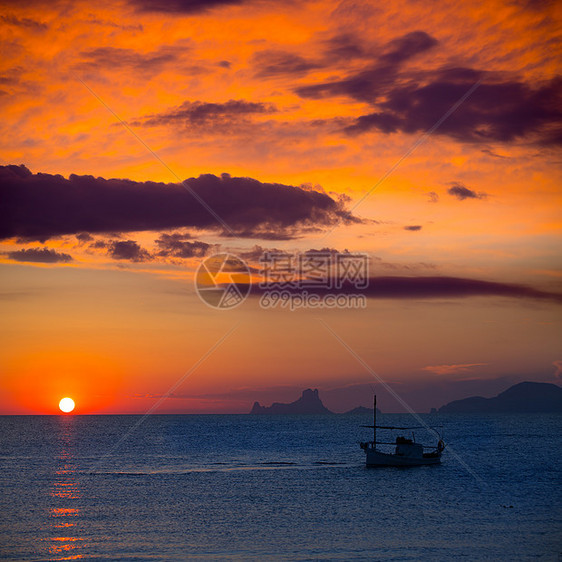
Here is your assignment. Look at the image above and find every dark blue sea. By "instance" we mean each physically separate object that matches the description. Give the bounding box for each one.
[1,414,560,560]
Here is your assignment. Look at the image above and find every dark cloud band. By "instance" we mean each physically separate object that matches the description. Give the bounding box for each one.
[249,276,562,304]
[132,0,245,13]
[0,165,356,241]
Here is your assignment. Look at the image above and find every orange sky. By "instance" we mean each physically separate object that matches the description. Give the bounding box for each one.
[0,0,561,413]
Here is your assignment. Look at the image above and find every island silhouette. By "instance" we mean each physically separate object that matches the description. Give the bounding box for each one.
[249,382,562,415]
[437,381,562,413]
[250,389,332,415]
[249,388,382,415]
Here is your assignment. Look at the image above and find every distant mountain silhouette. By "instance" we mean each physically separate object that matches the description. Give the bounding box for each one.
[438,382,562,413]
[250,389,333,414]
[341,406,383,415]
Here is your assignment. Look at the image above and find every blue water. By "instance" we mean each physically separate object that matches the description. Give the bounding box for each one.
[0,414,560,560]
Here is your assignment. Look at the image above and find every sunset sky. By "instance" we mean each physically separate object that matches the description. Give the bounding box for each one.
[1,0,561,414]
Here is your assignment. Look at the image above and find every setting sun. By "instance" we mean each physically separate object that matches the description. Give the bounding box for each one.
[59,397,75,413]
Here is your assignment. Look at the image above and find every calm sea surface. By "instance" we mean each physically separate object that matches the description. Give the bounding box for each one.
[0,414,560,560]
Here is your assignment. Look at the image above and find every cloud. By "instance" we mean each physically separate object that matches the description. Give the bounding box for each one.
[108,240,152,262]
[132,99,276,130]
[219,228,302,240]
[75,232,93,243]
[233,249,433,273]
[75,45,183,76]
[0,165,357,241]
[344,71,562,145]
[81,17,143,32]
[90,240,108,249]
[510,0,558,11]
[236,244,290,262]
[296,31,438,103]
[379,31,439,65]
[371,257,437,272]
[252,50,321,77]
[448,182,487,200]
[294,30,562,146]
[0,14,47,30]
[155,233,211,258]
[363,277,562,302]
[131,0,246,13]
[296,65,391,103]
[481,148,508,159]
[422,363,488,376]
[248,275,562,304]
[322,34,366,61]
[6,247,73,263]
[303,247,351,255]
[0,66,25,89]
[403,225,422,231]
[427,191,439,203]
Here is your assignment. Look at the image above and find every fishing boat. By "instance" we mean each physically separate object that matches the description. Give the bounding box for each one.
[359,396,445,467]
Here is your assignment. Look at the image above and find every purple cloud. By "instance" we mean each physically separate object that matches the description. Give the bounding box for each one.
[296,31,438,103]
[75,46,184,76]
[132,0,245,13]
[132,99,276,130]
[252,50,321,77]
[7,247,73,263]
[155,233,211,258]
[0,14,47,30]
[76,232,93,243]
[379,31,439,65]
[295,30,562,146]
[344,72,562,145]
[448,183,487,200]
[0,165,357,241]
[323,34,366,61]
[248,276,562,304]
[108,240,151,262]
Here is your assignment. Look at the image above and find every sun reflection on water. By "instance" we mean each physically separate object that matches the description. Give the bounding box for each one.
[47,416,86,560]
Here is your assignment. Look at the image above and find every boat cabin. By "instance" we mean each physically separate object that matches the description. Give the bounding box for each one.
[394,436,424,458]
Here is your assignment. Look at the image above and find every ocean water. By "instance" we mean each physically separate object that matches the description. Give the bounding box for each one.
[0,413,560,561]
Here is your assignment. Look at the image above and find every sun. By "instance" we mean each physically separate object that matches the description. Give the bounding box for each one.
[59,397,75,413]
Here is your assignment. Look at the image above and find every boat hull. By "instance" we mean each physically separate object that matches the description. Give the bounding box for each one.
[365,449,441,467]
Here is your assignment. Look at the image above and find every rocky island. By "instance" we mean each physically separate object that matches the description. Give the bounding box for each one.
[249,389,384,415]
[437,381,562,413]
[250,388,333,415]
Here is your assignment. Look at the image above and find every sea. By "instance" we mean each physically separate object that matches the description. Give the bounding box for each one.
[0,413,560,561]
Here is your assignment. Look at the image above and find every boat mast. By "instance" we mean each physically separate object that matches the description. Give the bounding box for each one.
[373,395,376,445]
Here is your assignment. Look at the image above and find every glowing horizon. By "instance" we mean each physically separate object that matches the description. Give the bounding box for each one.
[1,0,561,414]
